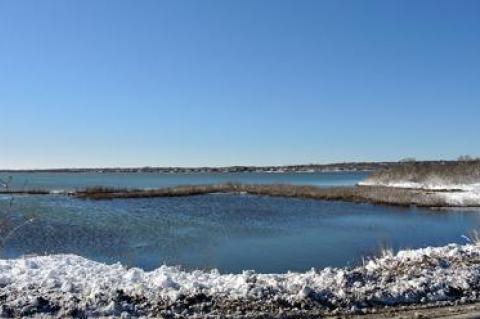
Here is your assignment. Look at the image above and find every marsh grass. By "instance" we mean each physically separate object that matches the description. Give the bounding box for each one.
[0,189,51,195]
[377,248,394,260]
[74,183,474,207]
[464,230,480,245]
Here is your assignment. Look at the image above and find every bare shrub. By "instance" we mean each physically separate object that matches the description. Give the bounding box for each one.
[364,161,480,186]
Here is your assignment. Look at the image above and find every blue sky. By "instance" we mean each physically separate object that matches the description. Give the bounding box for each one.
[1,0,479,168]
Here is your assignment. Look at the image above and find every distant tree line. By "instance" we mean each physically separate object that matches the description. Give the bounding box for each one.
[457,155,480,162]
[398,155,480,163]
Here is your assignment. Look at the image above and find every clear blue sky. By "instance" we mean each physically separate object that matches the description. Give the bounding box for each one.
[1,0,479,168]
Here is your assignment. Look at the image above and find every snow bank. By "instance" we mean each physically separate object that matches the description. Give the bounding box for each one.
[2,243,480,317]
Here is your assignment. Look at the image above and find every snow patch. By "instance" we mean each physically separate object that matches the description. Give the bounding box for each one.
[358,181,480,191]
[358,181,480,206]
[440,189,480,206]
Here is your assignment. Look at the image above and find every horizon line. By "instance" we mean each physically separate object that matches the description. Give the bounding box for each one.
[0,159,467,172]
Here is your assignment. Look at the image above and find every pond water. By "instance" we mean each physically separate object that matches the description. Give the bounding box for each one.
[2,171,369,191]
[1,172,479,273]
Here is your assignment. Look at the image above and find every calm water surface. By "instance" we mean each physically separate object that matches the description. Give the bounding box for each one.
[1,172,479,273]
[3,171,369,191]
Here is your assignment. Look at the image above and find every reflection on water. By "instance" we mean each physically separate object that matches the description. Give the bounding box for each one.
[1,194,480,273]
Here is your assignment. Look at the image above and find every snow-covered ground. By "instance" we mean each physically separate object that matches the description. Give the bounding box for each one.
[2,243,480,318]
[359,180,480,206]
[358,180,480,191]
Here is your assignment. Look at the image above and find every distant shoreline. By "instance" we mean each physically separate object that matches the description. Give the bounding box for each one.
[0,160,460,174]
[3,160,479,207]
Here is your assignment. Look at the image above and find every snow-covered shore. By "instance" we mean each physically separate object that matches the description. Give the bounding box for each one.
[2,243,480,318]
[358,161,480,207]
[358,180,480,206]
